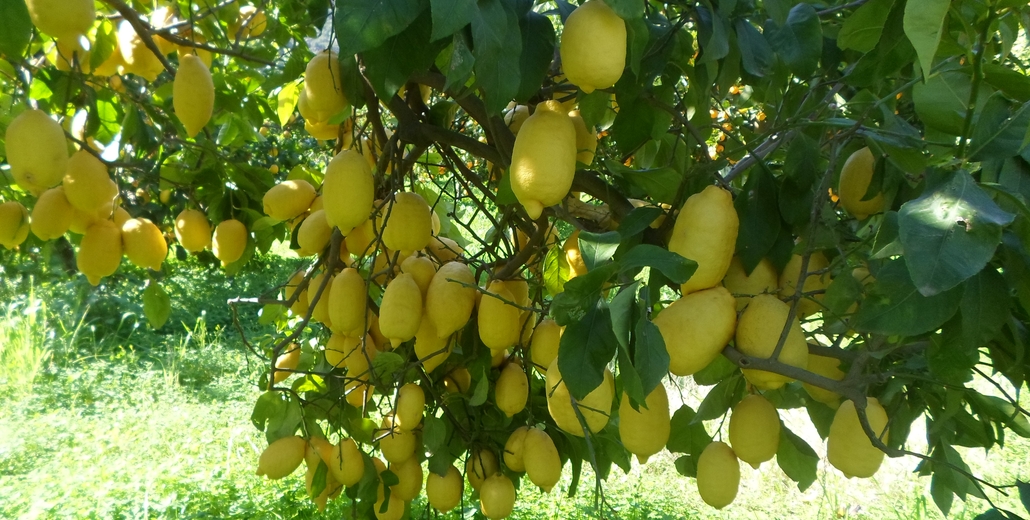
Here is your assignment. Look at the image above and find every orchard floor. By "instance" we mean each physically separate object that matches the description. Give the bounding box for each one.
[1,255,1028,520]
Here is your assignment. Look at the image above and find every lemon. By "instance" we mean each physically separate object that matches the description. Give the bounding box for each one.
[414,316,452,373]
[652,286,737,376]
[25,0,95,41]
[323,149,374,234]
[735,294,809,390]
[504,103,530,134]
[569,110,597,166]
[559,0,626,93]
[174,209,212,252]
[5,109,68,195]
[63,150,118,215]
[212,219,248,266]
[562,229,590,279]
[443,367,472,394]
[285,270,310,316]
[0,202,30,249]
[325,333,371,368]
[802,354,846,406]
[305,118,340,141]
[263,179,317,221]
[503,426,530,472]
[389,456,424,501]
[465,449,498,491]
[838,147,885,220]
[668,186,739,294]
[176,32,212,69]
[529,318,563,374]
[523,427,561,492]
[305,438,341,511]
[296,209,332,256]
[118,21,163,81]
[67,205,100,235]
[112,206,131,228]
[618,384,671,464]
[235,6,267,38]
[696,441,740,509]
[478,281,521,351]
[31,187,74,240]
[149,7,178,55]
[496,363,529,417]
[427,235,464,263]
[545,359,614,436]
[510,101,577,219]
[345,348,375,407]
[344,218,377,258]
[173,54,215,138]
[77,220,122,285]
[309,272,334,327]
[425,261,477,337]
[328,267,368,336]
[379,273,423,348]
[828,398,889,478]
[426,464,463,512]
[380,192,433,255]
[779,252,831,317]
[722,256,779,311]
[401,255,437,295]
[256,435,306,479]
[728,394,780,468]
[374,484,405,520]
[395,383,425,431]
[304,51,349,122]
[479,473,516,519]
[121,217,168,270]
[51,36,91,73]
[94,43,124,76]
[272,344,300,385]
[379,415,416,464]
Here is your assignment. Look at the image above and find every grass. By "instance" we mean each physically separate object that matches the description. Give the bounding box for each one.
[1,252,1028,519]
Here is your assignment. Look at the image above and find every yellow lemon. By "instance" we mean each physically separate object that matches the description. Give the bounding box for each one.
[838,147,885,220]
[465,449,497,491]
[30,186,74,240]
[272,344,300,385]
[652,286,737,376]
[510,100,577,219]
[495,363,529,417]
[378,415,416,464]
[256,435,306,479]
[568,110,597,166]
[479,473,516,519]
[285,270,309,316]
[323,149,374,234]
[394,383,425,431]
[425,261,477,337]
[308,272,334,327]
[414,315,452,373]
[529,318,563,374]
[212,219,248,266]
[668,185,739,294]
[295,209,332,256]
[427,235,464,263]
[779,252,831,317]
[328,267,368,336]
[523,427,561,492]
[545,359,614,436]
[478,281,521,351]
[559,0,626,93]
[503,426,530,472]
[618,384,671,464]
[63,150,118,215]
[696,441,740,509]
[235,6,267,38]
[5,109,68,195]
[121,217,168,270]
[728,394,780,469]
[374,484,405,520]
[802,353,846,406]
[426,464,463,512]
[401,255,437,296]
[735,294,809,390]
[77,219,122,285]
[263,179,317,221]
[389,456,424,501]
[118,21,164,81]
[828,398,889,478]
[379,273,423,348]
[0,202,31,249]
[174,209,211,252]
[25,0,95,41]
[304,51,349,122]
[722,256,779,311]
[380,192,433,255]
[173,54,214,138]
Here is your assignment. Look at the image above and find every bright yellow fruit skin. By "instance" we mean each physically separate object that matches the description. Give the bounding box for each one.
[828,398,889,478]
[63,150,118,215]
[235,6,267,38]
[309,272,334,327]
[174,209,212,253]
[378,416,416,464]
[838,147,885,220]
[5,109,68,195]
[401,255,437,295]
[523,427,561,492]
[77,220,122,285]
[559,0,627,94]
[380,192,433,255]
[26,0,95,41]
[779,252,830,317]
[323,150,374,234]
[324,333,374,368]
[619,384,671,464]
[426,464,463,512]
[728,394,780,469]
[503,426,530,472]
[173,54,214,138]
[427,235,463,263]
[696,441,740,509]
[256,435,306,479]
[212,219,247,266]
[374,484,404,520]
[722,256,779,311]
[304,51,348,122]
[263,179,317,221]
[0,202,30,249]
[466,449,498,491]
[479,473,516,519]
[296,209,331,256]
[546,359,614,436]
[389,456,424,501]
[802,354,846,406]
[735,294,809,390]
[510,100,577,219]
[118,21,163,81]
[496,363,529,417]
[272,344,300,385]
[652,286,737,376]
[50,36,91,73]
[315,437,364,487]
[328,268,368,336]
[478,281,521,351]
[530,318,563,374]
[121,217,168,271]
[568,110,597,166]
[564,230,589,278]
[31,187,74,240]
[395,383,425,431]
[379,273,423,348]
[414,315,452,373]
[668,185,739,294]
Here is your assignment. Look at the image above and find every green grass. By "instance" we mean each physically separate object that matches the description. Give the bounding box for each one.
[1,254,1028,519]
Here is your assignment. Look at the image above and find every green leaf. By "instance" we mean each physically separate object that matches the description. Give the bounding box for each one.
[853,259,963,336]
[602,0,643,20]
[913,69,988,135]
[0,0,31,59]
[422,415,447,452]
[692,354,738,386]
[471,0,522,115]
[898,170,1015,296]
[969,96,1030,161]
[1019,480,1030,512]
[983,63,1030,103]
[143,282,171,330]
[633,309,669,398]
[931,472,955,517]
[618,244,697,284]
[605,159,682,204]
[363,9,446,102]
[578,231,620,271]
[276,80,301,127]
[442,32,476,92]
[542,245,572,296]
[903,0,949,77]
[609,283,638,351]
[558,299,618,400]
[430,0,475,41]
[616,339,645,409]
[496,170,517,205]
[549,264,614,325]
[372,351,405,381]
[335,0,426,57]
[734,167,780,274]
[470,366,489,406]
[927,322,976,385]
[514,11,555,102]
[777,427,819,491]
[765,3,822,78]
[667,405,712,478]
[871,211,903,259]
[616,206,664,239]
[960,269,1012,350]
[735,19,773,77]
[693,373,744,423]
[695,3,729,64]
[837,0,893,52]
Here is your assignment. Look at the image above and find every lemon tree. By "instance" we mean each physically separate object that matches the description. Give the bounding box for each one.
[2,0,1030,518]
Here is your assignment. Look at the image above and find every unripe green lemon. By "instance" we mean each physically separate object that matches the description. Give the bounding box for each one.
[523,427,561,492]
[256,435,306,479]
[379,273,423,348]
[379,192,433,255]
[618,384,671,464]
[652,286,737,376]
[31,186,73,241]
[212,219,248,266]
[323,150,374,234]
[426,464,463,512]
[121,217,168,270]
[5,109,68,195]
[263,179,317,221]
[465,449,498,491]
[559,0,627,94]
[495,362,529,417]
[328,268,368,336]
[545,359,614,436]
[728,394,780,469]
[802,353,846,406]
[503,426,530,472]
[828,398,889,478]
[478,281,521,351]
[838,147,885,220]
[425,261,477,337]
[174,209,211,253]
[479,473,516,519]
[735,294,809,390]
[510,101,577,219]
[77,219,122,285]
[722,256,779,311]
[395,383,425,431]
[173,54,214,138]
[668,185,739,294]
[389,456,424,501]
[778,252,831,317]
[696,441,740,509]
[529,318,563,374]
[63,150,118,215]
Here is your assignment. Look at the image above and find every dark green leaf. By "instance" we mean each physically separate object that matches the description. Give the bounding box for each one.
[931,472,955,516]
[578,230,621,271]
[898,170,1015,296]
[430,0,475,40]
[735,19,773,77]
[602,0,643,20]
[853,259,963,336]
[765,3,822,78]
[1017,480,1030,512]
[558,300,618,400]
[623,16,649,78]
[960,269,1012,350]
[514,11,556,102]
[335,0,425,57]
[903,0,949,76]
[310,461,328,498]
[984,63,1030,103]
[549,263,615,325]
[471,0,522,115]
[822,269,863,319]
[362,9,446,101]
[692,354,738,386]
[695,3,729,64]
[633,311,669,397]
[618,244,697,284]
[927,322,976,385]
[143,282,171,330]
[735,167,780,274]
[609,283,638,350]
[617,206,664,239]
[372,351,406,381]
[693,373,744,423]
[422,415,447,452]
[605,158,682,204]
[578,89,612,130]
[609,95,658,157]
[969,96,1030,161]
[443,32,476,92]
[470,366,489,406]
[837,0,893,52]
[777,427,819,491]
[871,211,903,259]
[0,0,31,59]
[616,340,645,411]
[913,69,988,135]
[666,404,712,455]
